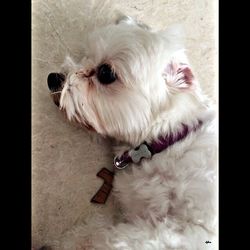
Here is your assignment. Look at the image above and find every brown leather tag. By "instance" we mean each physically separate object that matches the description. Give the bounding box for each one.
[90,168,114,204]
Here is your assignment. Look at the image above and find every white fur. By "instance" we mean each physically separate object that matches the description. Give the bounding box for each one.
[52,16,217,250]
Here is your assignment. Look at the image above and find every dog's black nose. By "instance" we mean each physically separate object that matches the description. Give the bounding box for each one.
[47,73,65,92]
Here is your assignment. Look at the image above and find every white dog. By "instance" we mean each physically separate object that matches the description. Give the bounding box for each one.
[47,16,217,250]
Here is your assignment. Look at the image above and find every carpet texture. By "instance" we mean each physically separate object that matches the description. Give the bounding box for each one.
[32,0,217,248]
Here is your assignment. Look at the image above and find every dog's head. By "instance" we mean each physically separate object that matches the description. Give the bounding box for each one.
[48,16,199,145]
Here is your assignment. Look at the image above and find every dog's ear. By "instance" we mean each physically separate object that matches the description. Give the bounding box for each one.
[163,60,195,90]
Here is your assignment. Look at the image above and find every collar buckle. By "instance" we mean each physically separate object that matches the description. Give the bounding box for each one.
[114,143,152,170]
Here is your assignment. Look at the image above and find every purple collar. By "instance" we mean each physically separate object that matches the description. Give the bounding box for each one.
[114,120,202,170]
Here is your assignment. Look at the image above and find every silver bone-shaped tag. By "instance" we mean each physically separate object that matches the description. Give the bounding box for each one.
[129,144,152,163]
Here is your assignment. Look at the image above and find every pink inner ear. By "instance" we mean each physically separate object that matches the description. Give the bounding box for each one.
[164,61,194,89]
[178,66,194,85]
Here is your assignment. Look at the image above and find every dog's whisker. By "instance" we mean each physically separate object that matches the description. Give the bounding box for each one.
[50,91,62,95]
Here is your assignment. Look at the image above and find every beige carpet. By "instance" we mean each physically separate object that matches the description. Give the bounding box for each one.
[32,0,217,248]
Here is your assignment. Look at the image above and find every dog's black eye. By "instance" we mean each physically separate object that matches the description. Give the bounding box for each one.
[97,64,117,84]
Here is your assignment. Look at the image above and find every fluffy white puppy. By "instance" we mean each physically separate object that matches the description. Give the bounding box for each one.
[47,15,217,250]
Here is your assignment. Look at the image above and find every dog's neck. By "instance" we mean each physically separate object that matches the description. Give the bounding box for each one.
[114,120,203,170]
[123,92,213,147]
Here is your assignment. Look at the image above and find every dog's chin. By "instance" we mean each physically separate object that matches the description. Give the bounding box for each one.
[81,120,97,132]
[66,111,98,133]
[49,91,97,133]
